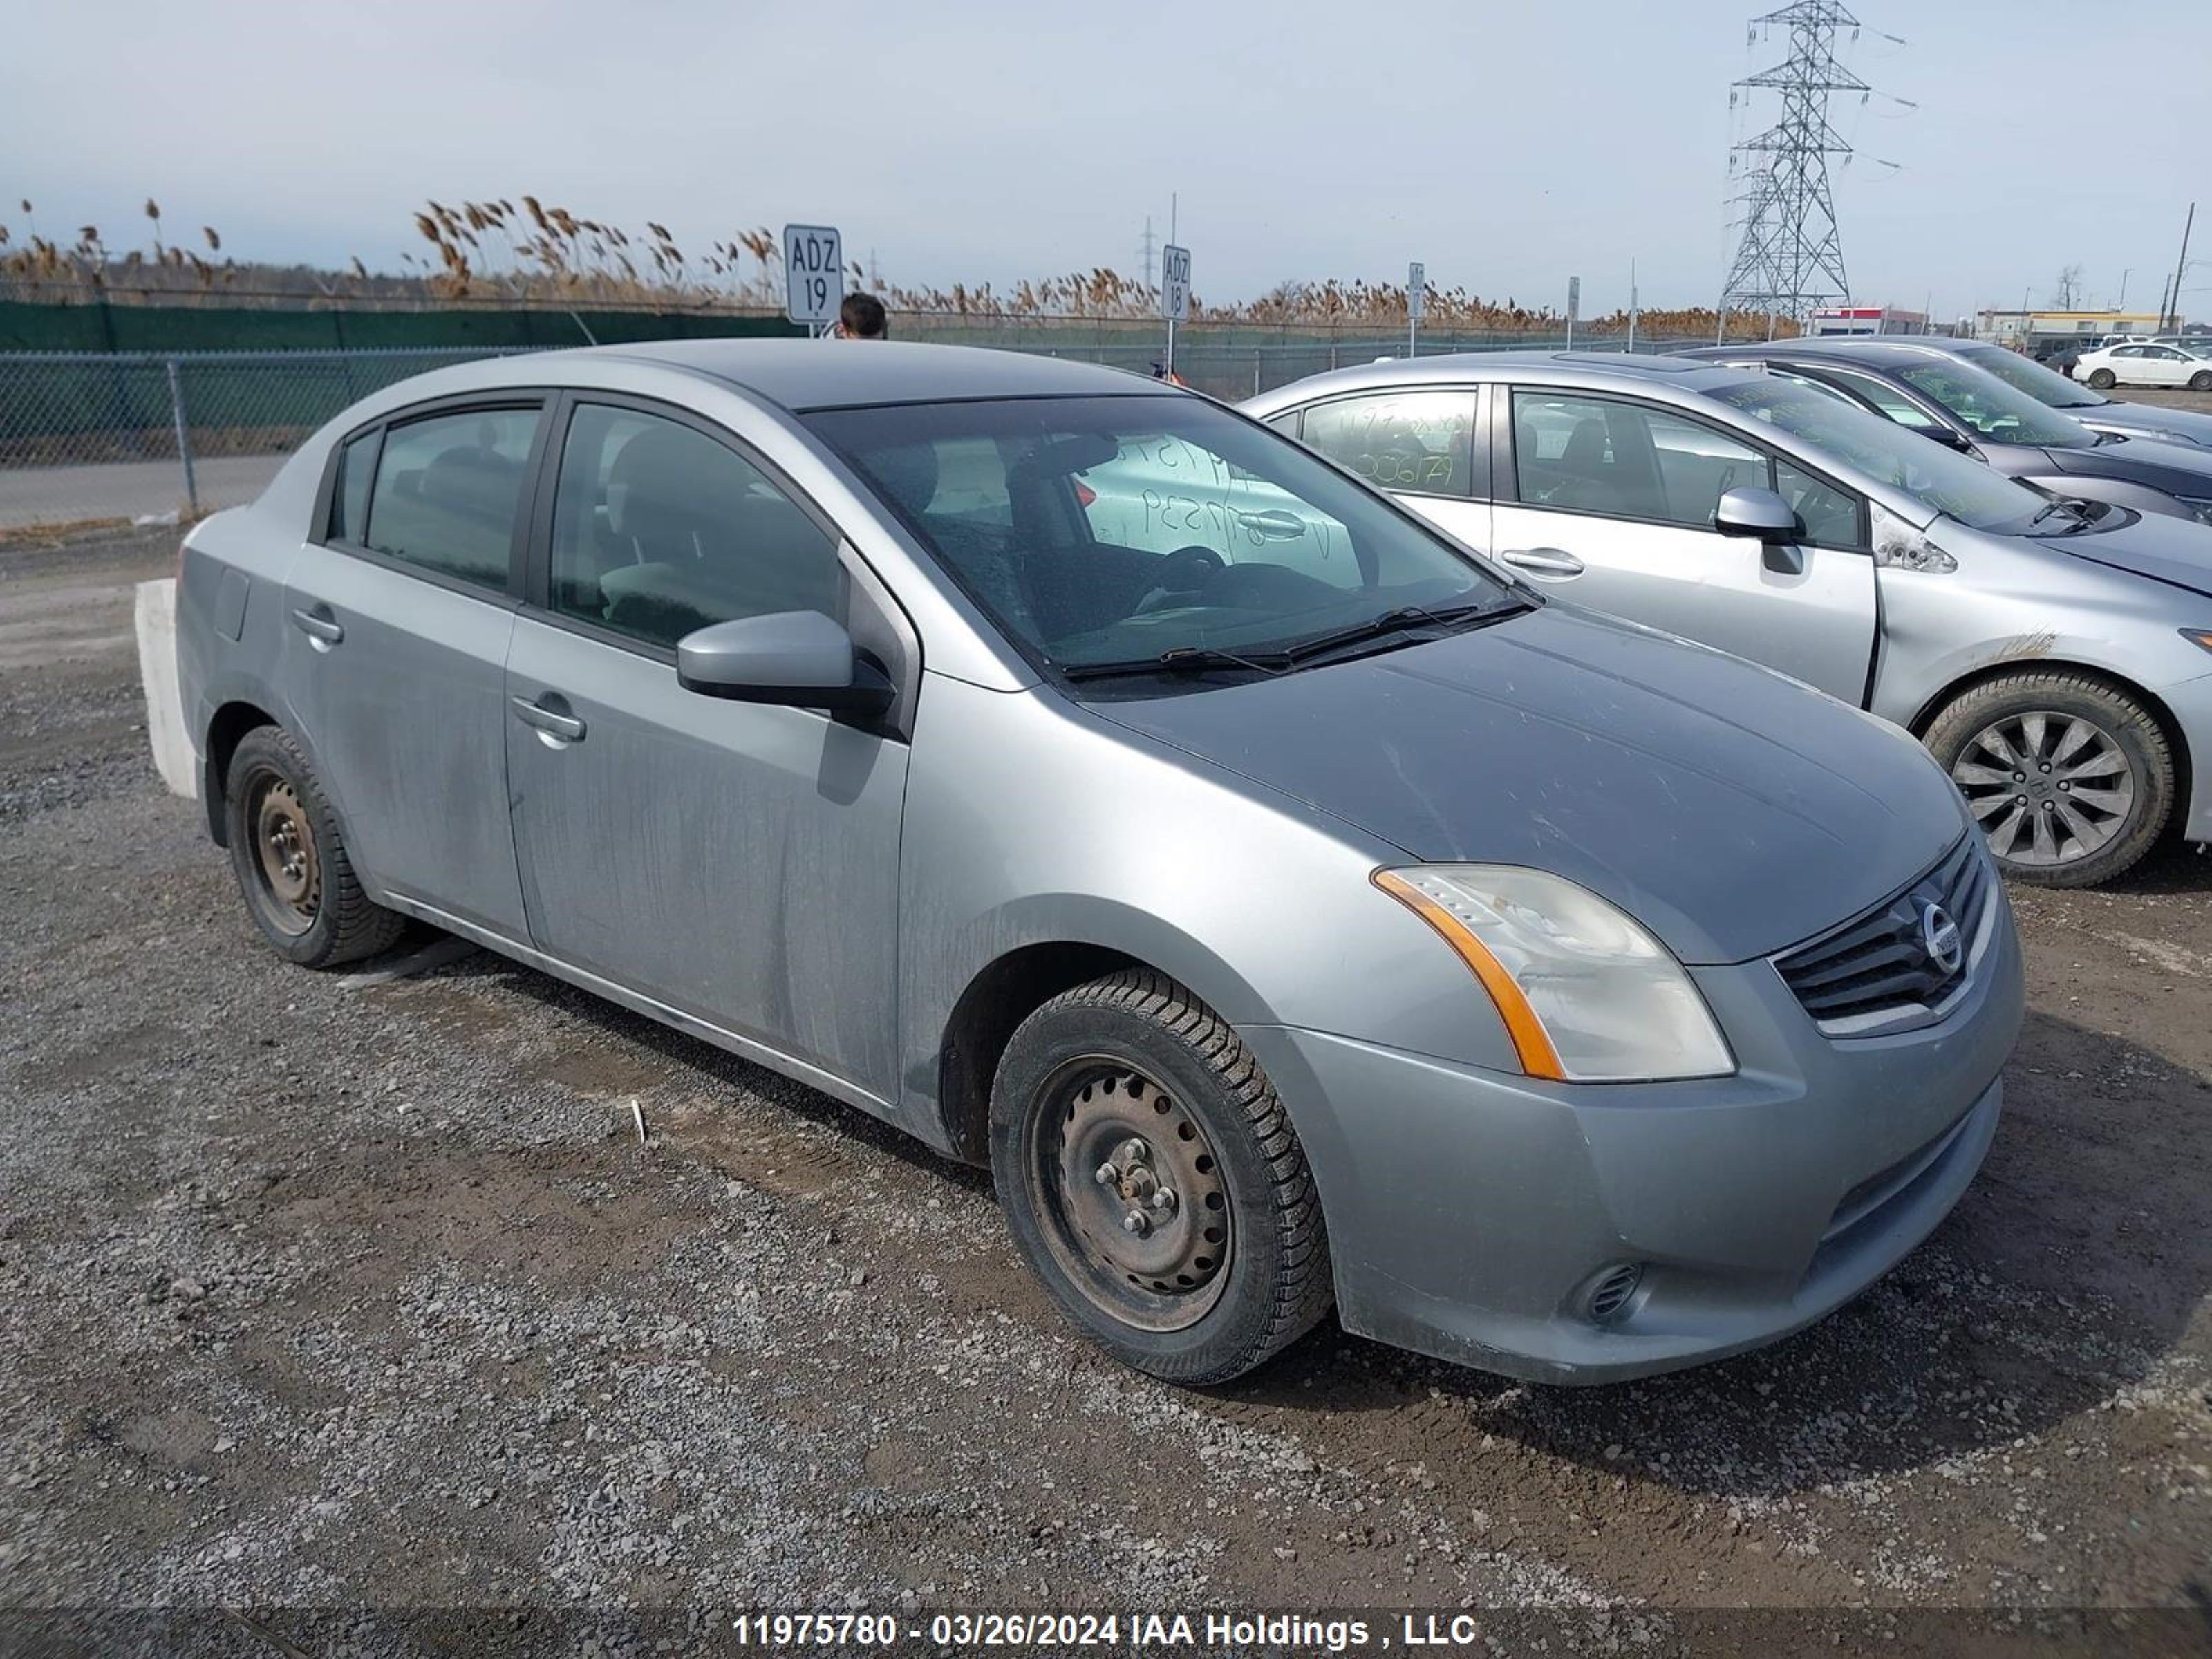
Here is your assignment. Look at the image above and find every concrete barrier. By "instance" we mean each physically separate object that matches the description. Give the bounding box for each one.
[135,578,198,800]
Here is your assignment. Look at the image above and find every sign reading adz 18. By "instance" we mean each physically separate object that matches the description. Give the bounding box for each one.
[1161,244,1192,323]
[784,224,844,326]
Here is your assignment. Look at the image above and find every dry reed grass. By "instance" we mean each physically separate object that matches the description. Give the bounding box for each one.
[0,196,1793,338]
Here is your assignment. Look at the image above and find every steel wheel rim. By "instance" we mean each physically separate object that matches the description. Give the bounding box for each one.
[1951,711,2135,868]
[1025,1057,1232,1333]
[248,770,320,933]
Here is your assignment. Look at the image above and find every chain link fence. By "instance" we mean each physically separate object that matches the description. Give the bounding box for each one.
[0,330,1709,536]
[0,348,552,534]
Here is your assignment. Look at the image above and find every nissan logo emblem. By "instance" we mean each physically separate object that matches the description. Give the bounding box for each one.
[1920,902,1963,976]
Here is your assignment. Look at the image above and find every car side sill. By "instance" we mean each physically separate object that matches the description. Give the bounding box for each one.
[376,894,900,1125]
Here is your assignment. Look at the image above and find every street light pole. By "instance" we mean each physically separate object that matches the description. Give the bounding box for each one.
[2164,203,2195,332]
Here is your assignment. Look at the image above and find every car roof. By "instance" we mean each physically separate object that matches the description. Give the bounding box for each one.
[1681,338,1975,371]
[1244,350,1756,407]
[534,338,1162,412]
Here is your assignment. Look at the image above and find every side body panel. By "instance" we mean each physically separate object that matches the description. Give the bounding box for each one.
[1487,501,1877,703]
[504,614,910,1102]
[279,546,526,936]
[176,504,301,801]
[1868,526,2212,842]
[890,673,1526,1146]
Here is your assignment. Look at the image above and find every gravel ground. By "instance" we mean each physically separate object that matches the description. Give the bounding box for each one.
[1,524,2209,1652]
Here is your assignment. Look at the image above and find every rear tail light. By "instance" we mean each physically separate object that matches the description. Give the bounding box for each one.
[1073,479,1097,507]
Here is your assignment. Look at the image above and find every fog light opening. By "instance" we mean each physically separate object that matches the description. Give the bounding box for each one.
[1584,1262,1645,1326]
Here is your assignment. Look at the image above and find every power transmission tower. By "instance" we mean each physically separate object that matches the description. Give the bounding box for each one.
[1139,216,1157,303]
[1720,1,1867,334]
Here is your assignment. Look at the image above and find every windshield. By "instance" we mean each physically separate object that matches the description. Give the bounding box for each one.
[1953,343,2112,409]
[1706,375,2048,532]
[805,394,1519,677]
[1893,359,2096,448]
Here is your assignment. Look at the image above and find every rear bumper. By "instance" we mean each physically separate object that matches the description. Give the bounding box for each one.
[1239,887,2024,1385]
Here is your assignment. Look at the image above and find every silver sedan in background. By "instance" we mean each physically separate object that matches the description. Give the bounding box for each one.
[1248,352,2212,886]
[1847,335,2212,451]
[176,341,2021,1386]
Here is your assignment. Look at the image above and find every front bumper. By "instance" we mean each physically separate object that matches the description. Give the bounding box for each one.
[2166,668,2212,846]
[1239,881,2025,1385]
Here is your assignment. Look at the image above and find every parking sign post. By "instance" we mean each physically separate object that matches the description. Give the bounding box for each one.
[1161,243,1191,378]
[782,224,844,338]
[1407,261,1425,359]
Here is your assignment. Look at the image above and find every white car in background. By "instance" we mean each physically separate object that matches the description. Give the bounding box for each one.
[2076,341,2212,392]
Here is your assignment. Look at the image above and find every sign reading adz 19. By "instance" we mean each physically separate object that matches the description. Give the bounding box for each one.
[784,224,844,326]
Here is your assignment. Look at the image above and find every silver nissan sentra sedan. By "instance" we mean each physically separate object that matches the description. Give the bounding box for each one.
[1246,352,2212,887]
[177,341,2023,1386]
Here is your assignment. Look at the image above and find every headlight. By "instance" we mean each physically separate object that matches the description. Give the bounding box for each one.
[1375,865,1734,1083]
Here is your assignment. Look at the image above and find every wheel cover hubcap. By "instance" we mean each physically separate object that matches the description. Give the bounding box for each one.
[1951,710,2134,868]
[251,775,321,931]
[1028,1059,1232,1332]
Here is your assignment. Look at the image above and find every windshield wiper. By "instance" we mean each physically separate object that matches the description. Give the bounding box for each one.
[1273,597,1533,666]
[2030,499,2097,534]
[1058,597,1534,684]
[1060,644,1294,682]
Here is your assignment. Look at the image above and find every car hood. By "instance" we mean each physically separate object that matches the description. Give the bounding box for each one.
[2054,508,2212,599]
[2043,431,2212,494]
[1093,606,1966,965]
[2073,401,2212,451]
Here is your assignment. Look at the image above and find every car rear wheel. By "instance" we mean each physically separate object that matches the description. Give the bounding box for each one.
[1924,673,2175,888]
[989,968,1333,1385]
[2086,368,2117,390]
[2191,371,2212,392]
[225,725,406,966]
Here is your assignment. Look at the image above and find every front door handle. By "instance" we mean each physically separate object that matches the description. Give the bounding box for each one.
[1237,508,1309,541]
[1499,546,1586,579]
[511,695,586,743]
[290,606,344,648]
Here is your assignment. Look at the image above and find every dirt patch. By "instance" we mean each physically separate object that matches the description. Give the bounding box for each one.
[0,526,2207,1626]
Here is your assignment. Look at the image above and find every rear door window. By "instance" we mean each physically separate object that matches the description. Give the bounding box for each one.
[364,408,541,591]
[1300,391,1476,498]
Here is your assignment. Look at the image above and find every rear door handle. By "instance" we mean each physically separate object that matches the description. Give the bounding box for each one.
[290,606,344,647]
[1499,547,1586,579]
[511,695,586,743]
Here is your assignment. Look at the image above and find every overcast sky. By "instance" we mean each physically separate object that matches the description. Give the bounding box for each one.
[3,0,2202,321]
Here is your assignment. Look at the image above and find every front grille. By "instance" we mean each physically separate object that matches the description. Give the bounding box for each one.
[1774,834,1991,1033]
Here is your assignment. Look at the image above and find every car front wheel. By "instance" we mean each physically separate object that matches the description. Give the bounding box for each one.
[2086,368,2117,389]
[224,725,406,966]
[989,968,1333,1385]
[1925,672,2175,888]
[2190,371,2212,392]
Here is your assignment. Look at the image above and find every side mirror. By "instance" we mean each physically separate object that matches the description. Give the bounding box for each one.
[676,611,894,717]
[1713,486,1799,543]
[1922,424,1976,453]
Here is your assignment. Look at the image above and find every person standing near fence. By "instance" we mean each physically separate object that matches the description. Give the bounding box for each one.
[834,294,888,340]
